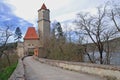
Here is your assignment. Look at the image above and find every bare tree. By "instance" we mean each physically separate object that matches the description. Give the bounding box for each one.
[0,25,13,66]
[111,10,120,31]
[103,28,118,64]
[74,28,97,63]
[109,2,120,31]
[75,5,117,64]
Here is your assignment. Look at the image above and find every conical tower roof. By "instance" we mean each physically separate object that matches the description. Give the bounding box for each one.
[41,3,47,10]
[38,3,48,11]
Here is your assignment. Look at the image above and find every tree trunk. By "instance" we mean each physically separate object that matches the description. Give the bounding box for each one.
[4,53,11,66]
[106,40,110,64]
[98,43,104,64]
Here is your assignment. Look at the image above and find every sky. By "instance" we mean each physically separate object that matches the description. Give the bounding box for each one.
[1,0,110,25]
[0,0,114,42]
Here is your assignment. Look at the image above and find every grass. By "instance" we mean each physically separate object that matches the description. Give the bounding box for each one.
[0,53,19,80]
[0,61,18,80]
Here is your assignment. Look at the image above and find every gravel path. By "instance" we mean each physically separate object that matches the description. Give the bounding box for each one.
[23,56,106,80]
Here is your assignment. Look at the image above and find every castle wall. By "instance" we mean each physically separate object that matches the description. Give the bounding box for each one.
[17,42,24,58]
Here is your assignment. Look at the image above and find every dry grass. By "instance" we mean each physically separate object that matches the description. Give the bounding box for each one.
[0,53,19,73]
[104,76,117,80]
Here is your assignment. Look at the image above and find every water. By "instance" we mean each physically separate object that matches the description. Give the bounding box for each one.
[84,52,120,66]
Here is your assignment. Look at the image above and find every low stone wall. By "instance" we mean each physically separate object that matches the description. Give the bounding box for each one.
[9,59,25,80]
[37,57,120,80]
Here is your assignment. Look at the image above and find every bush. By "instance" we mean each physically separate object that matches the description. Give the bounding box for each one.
[105,76,117,80]
[45,38,84,62]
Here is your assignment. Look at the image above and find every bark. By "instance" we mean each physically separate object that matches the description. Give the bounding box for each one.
[4,53,11,66]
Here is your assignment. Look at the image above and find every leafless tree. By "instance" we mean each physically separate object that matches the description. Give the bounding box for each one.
[75,4,117,64]
[74,28,97,63]
[109,2,120,32]
[103,28,118,64]
[0,25,13,66]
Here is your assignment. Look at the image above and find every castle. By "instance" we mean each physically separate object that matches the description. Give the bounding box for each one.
[17,3,50,57]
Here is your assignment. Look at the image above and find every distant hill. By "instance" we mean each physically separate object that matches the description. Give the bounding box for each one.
[84,37,120,52]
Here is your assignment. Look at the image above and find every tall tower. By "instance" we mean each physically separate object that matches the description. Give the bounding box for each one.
[38,3,50,47]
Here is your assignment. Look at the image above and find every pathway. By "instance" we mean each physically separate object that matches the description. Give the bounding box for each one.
[23,56,106,80]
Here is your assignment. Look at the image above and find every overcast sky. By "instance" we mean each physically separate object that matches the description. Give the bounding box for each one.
[3,0,110,26]
[0,0,117,42]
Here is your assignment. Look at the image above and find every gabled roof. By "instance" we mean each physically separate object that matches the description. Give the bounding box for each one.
[24,27,39,40]
[41,3,47,10]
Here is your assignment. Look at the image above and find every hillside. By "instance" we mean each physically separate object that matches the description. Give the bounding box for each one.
[85,37,120,52]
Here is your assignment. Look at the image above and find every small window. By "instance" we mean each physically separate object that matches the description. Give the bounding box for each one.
[28,44,30,46]
[32,44,34,46]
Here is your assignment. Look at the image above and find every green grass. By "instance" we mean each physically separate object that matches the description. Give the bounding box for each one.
[0,61,18,80]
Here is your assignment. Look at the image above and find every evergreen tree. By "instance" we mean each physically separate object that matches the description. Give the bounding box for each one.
[51,22,56,37]
[14,27,22,42]
[52,21,64,40]
[56,22,63,38]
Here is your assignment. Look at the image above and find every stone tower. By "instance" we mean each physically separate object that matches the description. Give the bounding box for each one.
[38,3,50,47]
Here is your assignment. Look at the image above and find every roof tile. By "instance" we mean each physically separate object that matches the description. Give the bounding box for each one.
[24,27,39,40]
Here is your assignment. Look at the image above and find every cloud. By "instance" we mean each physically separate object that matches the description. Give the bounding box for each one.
[0,0,33,35]
[6,0,109,28]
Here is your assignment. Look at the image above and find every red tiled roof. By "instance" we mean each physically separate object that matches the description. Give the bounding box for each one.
[24,27,39,40]
[41,3,47,10]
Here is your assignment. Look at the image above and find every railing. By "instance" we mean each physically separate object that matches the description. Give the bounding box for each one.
[35,57,120,80]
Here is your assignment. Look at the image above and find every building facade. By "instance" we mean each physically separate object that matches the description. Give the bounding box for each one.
[24,27,40,54]
[17,3,50,57]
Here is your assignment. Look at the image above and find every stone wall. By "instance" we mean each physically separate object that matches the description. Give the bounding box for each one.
[24,39,40,54]
[17,42,24,58]
[24,40,40,49]
[36,57,120,80]
[9,59,25,80]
